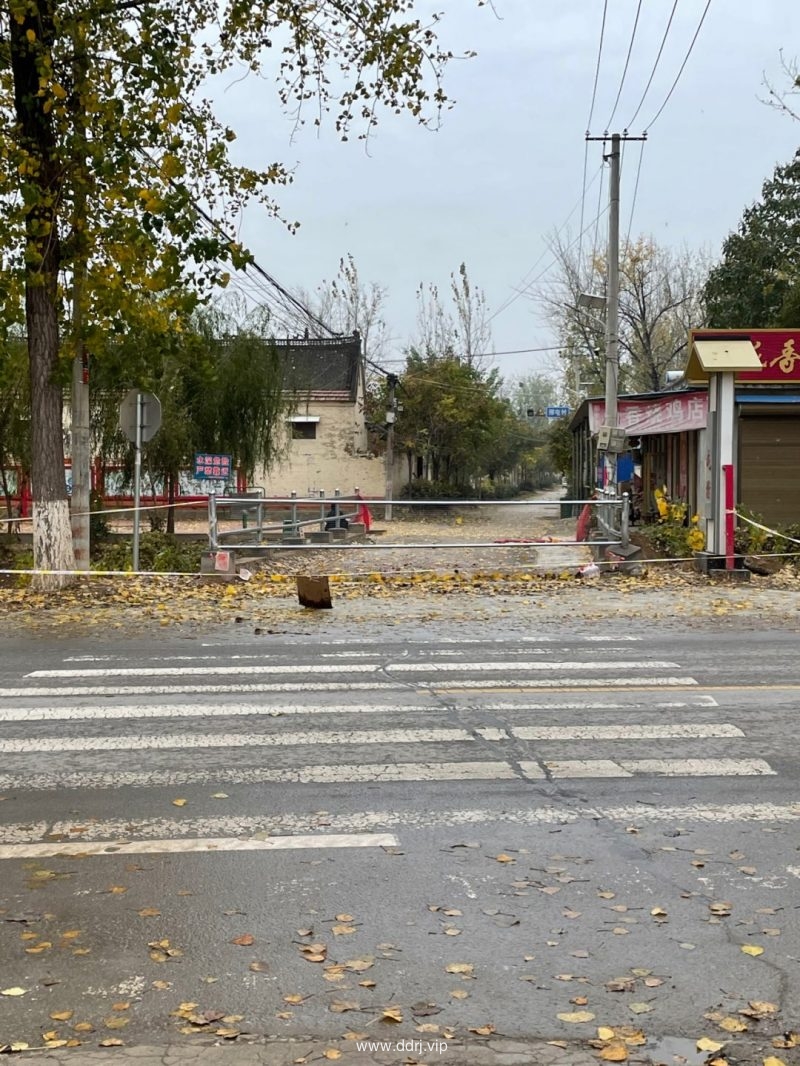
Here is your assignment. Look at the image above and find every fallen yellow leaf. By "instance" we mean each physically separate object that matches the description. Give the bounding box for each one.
[381,1008,403,1023]
[50,1011,74,1022]
[741,944,765,957]
[172,798,187,807]
[557,1011,595,1023]
[763,1058,787,1066]
[599,1045,629,1062]
[323,1052,342,1061]
[0,988,27,997]
[697,1037,725,1052]
[718,1016,748,1033]
[748,1001,778,1015]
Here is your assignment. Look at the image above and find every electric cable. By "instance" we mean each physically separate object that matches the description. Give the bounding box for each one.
[643,0,712,132]
[487,162,604,325]
[626,0,679,129]
[625,139,646,248]
[587,0,609,132]
[606,0,643,129]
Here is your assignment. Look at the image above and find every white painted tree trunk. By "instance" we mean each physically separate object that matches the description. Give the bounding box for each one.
[32,500,76,591]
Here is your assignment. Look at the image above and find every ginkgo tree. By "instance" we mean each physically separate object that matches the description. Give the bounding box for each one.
[1,1,478,587]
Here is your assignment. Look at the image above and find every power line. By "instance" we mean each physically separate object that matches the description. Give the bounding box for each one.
[519,199,611,303]
[606,0,643,129]
[590,155,607,267]
[625,139,646,248]
[587,0,609,131]
[626,0,680,129]
[577,138,591,270]
[135,145,336,339]
[644,0,712,132]
[487,163,604,327]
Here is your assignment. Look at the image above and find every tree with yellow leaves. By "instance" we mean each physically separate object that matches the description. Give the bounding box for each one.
[1,0,478,586]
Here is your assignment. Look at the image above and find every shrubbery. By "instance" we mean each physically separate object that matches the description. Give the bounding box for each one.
[92,532,201,573]
[649,488,705,557]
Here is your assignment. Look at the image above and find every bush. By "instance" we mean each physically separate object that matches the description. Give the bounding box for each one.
[399,479,464,500]
[650,488,705,558]
[92,532,201,573]
[89,490,111,544]
[735,508,800,563]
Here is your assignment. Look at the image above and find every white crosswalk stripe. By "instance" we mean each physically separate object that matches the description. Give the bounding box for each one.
[0,641,777,808]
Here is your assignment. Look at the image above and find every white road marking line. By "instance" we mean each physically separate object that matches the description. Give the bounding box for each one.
[475,727,510,740]
[0,761,519,791]
[531,758,776,778]
[429,677,698,689]
[390,660,680,673]
[480,697,719,708]
[0,683,404,698]
[617,758,776,776]
[512,724,744,740]
[29,663,382,678]
[0,703,439,723]
[0,832,399,860]
[536,760,632,779]
[5,800,800,848]
[0,697,719,724]
[28,659,679,679]
[0,727,473,754]
[0,677,700,698]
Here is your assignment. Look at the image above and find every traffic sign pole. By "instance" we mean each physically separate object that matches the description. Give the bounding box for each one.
[132,392,143,571]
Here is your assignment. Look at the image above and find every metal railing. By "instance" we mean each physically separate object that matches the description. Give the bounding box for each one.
[209,489,362,550]
[595,488,630,546]
[207,491,631,553]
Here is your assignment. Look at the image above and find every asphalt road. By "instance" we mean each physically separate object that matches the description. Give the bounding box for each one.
[1,620,800,1065]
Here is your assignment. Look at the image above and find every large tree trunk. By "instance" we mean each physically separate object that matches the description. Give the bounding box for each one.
[28,282,75,587]
[10,0,76,589]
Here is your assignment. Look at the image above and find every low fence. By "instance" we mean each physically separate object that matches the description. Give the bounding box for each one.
[208,489,364,550]
[207,491,631,554]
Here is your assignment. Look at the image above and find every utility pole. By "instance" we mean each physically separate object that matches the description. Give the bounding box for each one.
[70,26,91,571]
[605,131,621,440]
[586,130,646,493]
[384,373,398,521]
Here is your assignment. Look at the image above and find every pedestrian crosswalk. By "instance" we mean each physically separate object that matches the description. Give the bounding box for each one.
[0,636,776,799]
[0,632,789,860]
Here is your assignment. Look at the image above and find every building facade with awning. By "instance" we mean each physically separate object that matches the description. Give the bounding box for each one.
[569,328,800,532]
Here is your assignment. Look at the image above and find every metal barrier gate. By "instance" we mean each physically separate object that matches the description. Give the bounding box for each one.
[207,491,630,555]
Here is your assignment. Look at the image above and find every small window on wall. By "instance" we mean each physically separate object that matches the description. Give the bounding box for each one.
[290,413,317,434]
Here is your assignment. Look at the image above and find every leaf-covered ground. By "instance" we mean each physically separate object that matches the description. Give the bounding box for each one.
[3,500,800,636]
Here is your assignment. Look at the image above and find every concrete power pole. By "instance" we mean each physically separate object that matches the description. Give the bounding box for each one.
[586,131,646,493]
[70,28,91,571]
[70,350,90,570]
[605,132,621,444]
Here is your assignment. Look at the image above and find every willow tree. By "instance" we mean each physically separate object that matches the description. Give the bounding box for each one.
[1,2,473,587]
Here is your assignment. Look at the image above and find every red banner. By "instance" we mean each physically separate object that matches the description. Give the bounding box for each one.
[589,392,708,435]
[691,329,800,383]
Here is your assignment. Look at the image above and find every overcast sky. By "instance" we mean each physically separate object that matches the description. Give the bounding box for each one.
[212,1,800,385]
